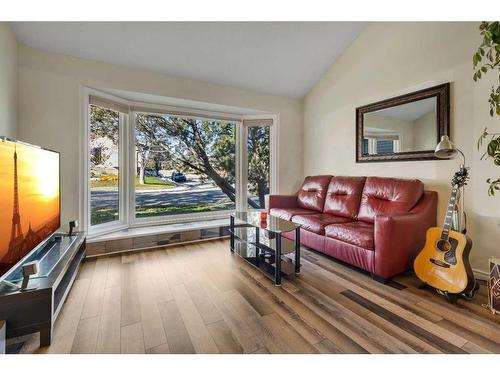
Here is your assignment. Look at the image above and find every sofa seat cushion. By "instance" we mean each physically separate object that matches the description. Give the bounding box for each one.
[292,213,352,235]
[269,207,317,221]
[325,221,374,250]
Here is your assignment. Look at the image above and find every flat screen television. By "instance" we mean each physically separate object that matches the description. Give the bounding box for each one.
[0,138,60,277]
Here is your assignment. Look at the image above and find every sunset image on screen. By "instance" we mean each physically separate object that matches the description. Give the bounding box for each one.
[0,140,60,276]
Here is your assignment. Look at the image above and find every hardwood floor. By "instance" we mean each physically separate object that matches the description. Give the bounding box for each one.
[18,239,500,354]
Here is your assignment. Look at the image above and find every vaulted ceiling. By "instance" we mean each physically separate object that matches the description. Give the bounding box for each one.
[12,22,366,98]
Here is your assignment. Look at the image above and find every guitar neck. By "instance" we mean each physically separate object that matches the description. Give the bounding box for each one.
[440,187,459,240]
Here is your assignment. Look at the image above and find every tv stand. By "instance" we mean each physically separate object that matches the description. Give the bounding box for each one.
[0,232,86,349]
[0,320,5,354]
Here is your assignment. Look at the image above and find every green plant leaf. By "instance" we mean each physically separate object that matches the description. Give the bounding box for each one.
[477,127,489,149]
[487,139,499,157]
[474,21,500,196]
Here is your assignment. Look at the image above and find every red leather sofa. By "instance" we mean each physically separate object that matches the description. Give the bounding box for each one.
[268,175,437,281]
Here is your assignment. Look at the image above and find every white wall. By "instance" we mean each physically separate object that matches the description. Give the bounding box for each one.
[413,111,436,151]
[304,22,500,274]
[0,23,18,138]
[17,45,303,229]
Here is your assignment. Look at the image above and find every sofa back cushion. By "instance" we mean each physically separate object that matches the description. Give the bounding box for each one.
[357,177,424,223]
[297,175,332,212]
[323,176,366,219]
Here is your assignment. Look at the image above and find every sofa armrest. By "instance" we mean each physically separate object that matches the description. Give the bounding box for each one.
[266,194,298,210]
[374,191,437,278]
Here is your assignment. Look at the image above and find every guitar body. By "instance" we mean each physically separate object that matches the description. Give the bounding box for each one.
[414,227,475,294]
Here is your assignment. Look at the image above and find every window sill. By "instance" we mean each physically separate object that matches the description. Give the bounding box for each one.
[85,217,230,257]
[88,218,229,243]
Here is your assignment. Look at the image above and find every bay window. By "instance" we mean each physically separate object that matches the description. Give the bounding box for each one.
[83,89,277,236]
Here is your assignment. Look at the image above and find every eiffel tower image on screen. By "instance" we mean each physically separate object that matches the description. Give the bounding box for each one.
[1,144,58,268]
[7,146,25,261]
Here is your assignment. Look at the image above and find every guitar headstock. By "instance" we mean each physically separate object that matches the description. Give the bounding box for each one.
[451,166,470,188]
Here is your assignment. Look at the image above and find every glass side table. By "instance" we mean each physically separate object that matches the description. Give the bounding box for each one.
[229,211,301,286]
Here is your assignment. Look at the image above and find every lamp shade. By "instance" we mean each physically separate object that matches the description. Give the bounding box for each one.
[434,135,457,159]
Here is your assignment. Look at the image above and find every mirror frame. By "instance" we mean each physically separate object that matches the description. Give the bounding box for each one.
[356,83,450,163]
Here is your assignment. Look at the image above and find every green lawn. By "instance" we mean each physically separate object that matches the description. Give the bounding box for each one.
[136,176,175,190]
[91,208,119,226]
[90,176,175,190]
[91,202,234,225]
[135,202,235,218]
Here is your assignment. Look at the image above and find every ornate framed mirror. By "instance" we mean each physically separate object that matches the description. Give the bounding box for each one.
[356,83,450,162]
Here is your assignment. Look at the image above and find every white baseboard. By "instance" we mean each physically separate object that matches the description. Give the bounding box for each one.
[473,268,489,281]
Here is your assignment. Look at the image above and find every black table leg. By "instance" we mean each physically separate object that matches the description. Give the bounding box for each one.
[40,327,52,347]
[230,216,234,252]
[255,227,260,266]
[0,320,5,354]
[295,227,301,274]
[275,234,281,286]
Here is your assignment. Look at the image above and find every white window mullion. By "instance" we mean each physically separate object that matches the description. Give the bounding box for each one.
[393,139,400,153]
[128,112,138,225]
[368,138,377,154]
[119,111,130,227]
[238,122,248,212]
[270,114,278,195]
[81,97,91,233]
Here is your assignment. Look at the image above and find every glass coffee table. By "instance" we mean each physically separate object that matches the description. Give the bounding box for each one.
[229,211,301,286]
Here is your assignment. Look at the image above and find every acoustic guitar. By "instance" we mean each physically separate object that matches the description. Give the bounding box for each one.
[414,167,477,302]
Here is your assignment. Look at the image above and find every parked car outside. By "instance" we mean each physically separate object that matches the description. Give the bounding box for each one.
[144,168,159,177]
[171,171,187,182]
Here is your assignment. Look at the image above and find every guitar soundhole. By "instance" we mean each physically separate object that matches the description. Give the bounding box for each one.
[434,238,458,265]
[436,239,451,252]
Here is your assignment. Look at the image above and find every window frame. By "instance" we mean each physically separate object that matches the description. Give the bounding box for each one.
[81,87,278,237]
[240,115,277,211]
[81,88,131,237]
[363,136,400,155]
